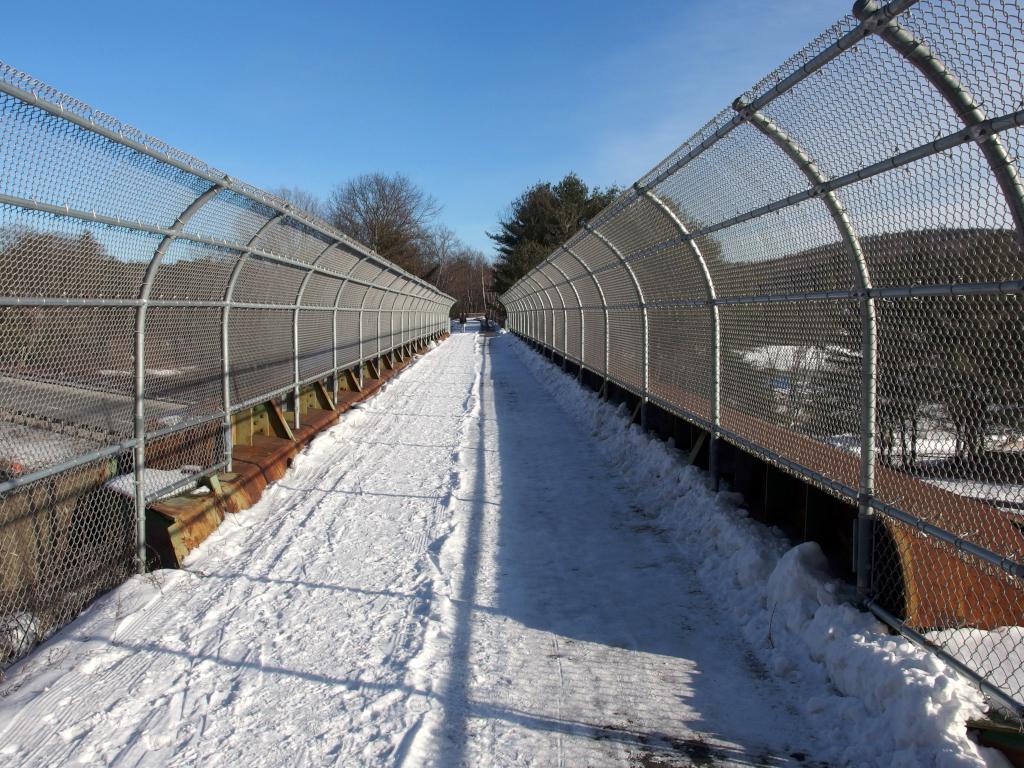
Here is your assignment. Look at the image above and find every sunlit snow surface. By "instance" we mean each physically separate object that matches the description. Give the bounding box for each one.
[0,333,1005,767]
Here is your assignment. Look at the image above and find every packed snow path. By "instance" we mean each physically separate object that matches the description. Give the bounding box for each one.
[2,331,828,766]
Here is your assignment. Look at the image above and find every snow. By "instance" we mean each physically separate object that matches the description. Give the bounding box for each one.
[920,478,1024,509]
[105,467,204,501]
[741,343,858,373]
[927,627,1024,704]
[509,337,1009,768]
[0,422,99,471]
[405,337,819,766]
[0,332,1008,767]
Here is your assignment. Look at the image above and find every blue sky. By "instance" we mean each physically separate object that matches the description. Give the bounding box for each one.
[3,0,849,256]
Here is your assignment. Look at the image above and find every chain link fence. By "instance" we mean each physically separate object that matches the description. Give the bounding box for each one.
[0,63,453,669]
[501,0,1024,715]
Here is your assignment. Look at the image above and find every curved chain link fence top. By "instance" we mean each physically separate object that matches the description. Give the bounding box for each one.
[0,61,453,669]
[502,0,1024,714]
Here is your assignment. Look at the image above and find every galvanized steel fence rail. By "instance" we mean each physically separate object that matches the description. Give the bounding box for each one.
[502,0,1024,715]
[0,62,453,668]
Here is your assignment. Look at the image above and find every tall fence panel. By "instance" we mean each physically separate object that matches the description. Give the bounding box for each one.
[0,62,453,667]
[501,0,1024,714]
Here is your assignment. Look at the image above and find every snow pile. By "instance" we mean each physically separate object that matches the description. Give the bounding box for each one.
[507,336,1005,768]
[928,626,1024,704]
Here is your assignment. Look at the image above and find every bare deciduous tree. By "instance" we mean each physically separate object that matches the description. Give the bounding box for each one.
[326,173,440,275]
[270,186,327,221]
[272,174,495,314]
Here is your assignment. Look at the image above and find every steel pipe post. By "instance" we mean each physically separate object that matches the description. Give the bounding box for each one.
[632,186,721,486]
[582,220,649,429]
[547,257,585,374]
[735,100,877,596]
[221,214,287,473]
[134,183,222,571]
[562,244,609,384]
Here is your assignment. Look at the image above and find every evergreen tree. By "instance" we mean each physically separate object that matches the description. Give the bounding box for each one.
[488,173,619,295]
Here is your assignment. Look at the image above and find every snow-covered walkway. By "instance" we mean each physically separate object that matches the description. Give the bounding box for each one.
[409,334,820,766]
[0,332,997,767]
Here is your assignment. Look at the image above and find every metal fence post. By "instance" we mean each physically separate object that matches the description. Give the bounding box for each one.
[582,220,649,428]
[523,274,552,350]
[548,268,570,365]
[547,258,584,372]
[359,302,366,386]
[735,100,877,594]
[527,293,538,342]
[520,281,540,345]
[294,241,339,422]
[633,186,720,487]
[537,292,542,346]
[535,266,569,367]
[392,292,399,352]
[376,294,382,360]
[331,300,339,402]
[292,297,302,430]
[377,273,405,360]
[540,283,553,350]
[134,183,222,571]
[221,214,287,472]
[561,244,609,386]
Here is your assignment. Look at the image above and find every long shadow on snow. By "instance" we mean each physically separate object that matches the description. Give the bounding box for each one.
[434,335,491,768]
[63,637,797,767]
[466,335,817,767]
[488,339,695,655]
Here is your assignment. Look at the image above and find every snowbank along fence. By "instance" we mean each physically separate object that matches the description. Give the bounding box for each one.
[501,0,1024,714]
[0,63,453,667]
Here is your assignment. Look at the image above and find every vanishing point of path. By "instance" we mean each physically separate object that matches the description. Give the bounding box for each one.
[0,331,821,767]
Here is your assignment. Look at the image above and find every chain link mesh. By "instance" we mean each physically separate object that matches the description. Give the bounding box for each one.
[0,61,453,670]
[502,0,1024,713]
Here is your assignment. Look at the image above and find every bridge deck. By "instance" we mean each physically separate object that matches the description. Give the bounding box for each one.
[0,331,823,766]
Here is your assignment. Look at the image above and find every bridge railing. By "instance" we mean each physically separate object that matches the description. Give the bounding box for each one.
[501,0,1024,714]
[0,63,453,668]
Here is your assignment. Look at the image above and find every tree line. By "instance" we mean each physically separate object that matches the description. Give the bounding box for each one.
[274,174,493,318]
[275,171,619,318]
